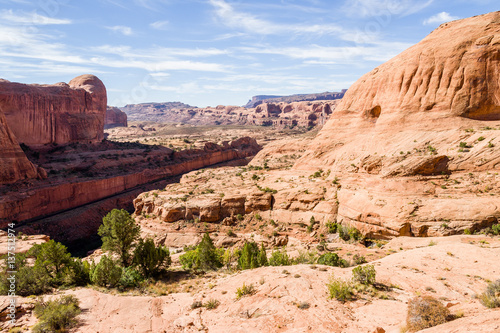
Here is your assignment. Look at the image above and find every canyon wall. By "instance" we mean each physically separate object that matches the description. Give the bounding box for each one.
[0,138,260,226]
[105,106,128,129]
[0,110,40,184]
[0,74,107,146]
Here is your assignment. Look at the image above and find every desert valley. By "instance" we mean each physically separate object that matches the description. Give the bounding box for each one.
[1,7,500,333]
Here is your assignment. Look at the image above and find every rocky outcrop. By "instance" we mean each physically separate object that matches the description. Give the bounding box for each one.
[0,110,40,184]
[247,101,338,128]
[292,11,500,238]
[244,90,346,108]
[105,106,127,129]
[0,74,106,145]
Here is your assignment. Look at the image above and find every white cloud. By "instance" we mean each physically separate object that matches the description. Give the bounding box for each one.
[423,12,460,25]
[342,0,433,18]
[106,25,133,36]
[0,9,72,25]
[238,41,412,64]
[209,0,347,38]
[150,20,169,30]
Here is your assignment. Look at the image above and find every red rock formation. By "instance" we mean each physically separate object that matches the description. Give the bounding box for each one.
[0,138,260,227]
[105,106,128,129]
[0,109,39,184]
[0,74,106,145]
[293,12,500,238]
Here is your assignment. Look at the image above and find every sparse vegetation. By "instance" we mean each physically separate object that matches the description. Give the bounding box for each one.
[32,295,81,333]
[204,298,220,310]
[352,265,376,285]
[406,296,450,331]
[236,283,256,299]
[327,277,354,302]
[479,279,500,308]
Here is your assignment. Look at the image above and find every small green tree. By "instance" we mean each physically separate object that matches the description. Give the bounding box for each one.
[258,243,268,267]
[197,233,223,271]
[238,241,260,270]
[98,209,140,267]
[90,255,122,288]
[31,240,72,282]
[133,238,171,277]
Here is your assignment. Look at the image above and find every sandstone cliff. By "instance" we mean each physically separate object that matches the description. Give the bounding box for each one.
[0,110,39,184]
[105,106,127,129]
[291,11,500,237]
[0,74,107,145]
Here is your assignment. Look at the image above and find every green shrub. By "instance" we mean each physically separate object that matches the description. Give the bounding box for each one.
[98,209,141,267]
[406,296,450,331]
[327,277,354,302]
[179,233,222,272]
[492,224,500,235]
[90,255,122,288]
[133,238,171,277]
[119,267,144,288]
[32,295,81,333]
[269,248,290,266]
[236,283,256,299]
[479,279,500,308]
[353,254,367,265]
[237,242,268,270]
[14,264,52,296]
[204,298,220,310]
[326,222,339,234]
[317,253,348,267]
[352,265,376,285]
[62,258,90,287]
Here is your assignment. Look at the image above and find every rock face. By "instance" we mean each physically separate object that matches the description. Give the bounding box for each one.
[105,106,127,129]
[0,74,107,145]
[293,12,500,237]
[0,110,39,184]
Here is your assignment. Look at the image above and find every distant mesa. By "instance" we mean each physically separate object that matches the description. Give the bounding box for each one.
[244,90,347,108]
[120,92,346,129]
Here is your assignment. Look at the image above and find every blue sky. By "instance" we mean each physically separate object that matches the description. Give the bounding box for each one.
[0,0,497,107]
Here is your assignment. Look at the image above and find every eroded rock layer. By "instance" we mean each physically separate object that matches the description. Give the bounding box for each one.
[292,11,500,237]
[0,74,107,145]
[0,110,39,184]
